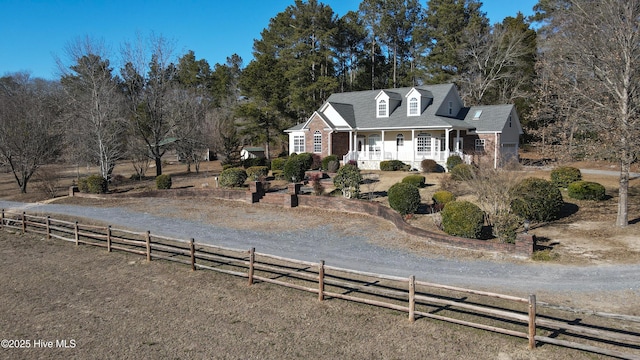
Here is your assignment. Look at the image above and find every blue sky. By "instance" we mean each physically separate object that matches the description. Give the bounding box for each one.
[0,0,538,80]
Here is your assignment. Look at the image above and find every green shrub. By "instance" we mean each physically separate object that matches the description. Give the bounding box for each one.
[380,160,409,171]
[509,177,564,222]
[297,152,314,170]
[242,157,266,169]
[333,163,362,198]
[327,160,339,173]
[219,167,248,187]
[441,201,484,239]
[271,157,287,171]
[450,163,474,181]
[421,159,441,173]
[321,155,338,171]
[388,182,421,216]
[155,174,172,189]
[551,166,582,188]
[81,175,108,194]
[246,166,269,180]
[401,174,426,188]
[567,181,606,201]
[283,154,307,182]
[492,211,521,244]
[432,190,455,205]
[272,170,285,180]
[446,155,463,171]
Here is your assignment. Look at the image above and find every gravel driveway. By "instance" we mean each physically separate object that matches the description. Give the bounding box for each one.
[1,199,638,301]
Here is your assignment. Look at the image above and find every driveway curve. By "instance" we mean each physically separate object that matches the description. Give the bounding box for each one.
[1,200,638,298]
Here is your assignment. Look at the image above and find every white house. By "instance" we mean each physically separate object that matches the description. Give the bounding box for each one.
[285,83,523,170]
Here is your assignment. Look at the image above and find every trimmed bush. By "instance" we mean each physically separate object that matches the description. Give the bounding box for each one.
[493,211,521,244]
[401,174,426,188]
[420,159,440,173]
[242,157,266,169]
[441,201,484,239]
[380,160,409,171]
[333,164,362,198]
[509,177,564,222]
[246,166,269,180]
[283,154,307,182]
[446,155,463,171]
[155,174,172,189]
[81,175,108,194]
[551,166,582,188]
[432,190,455,205]
[297,152,314,171]
[327,160,339,173]
[271,157,287,171]
[219,167,248,187]
[321,155,338,171]
[388,182,421,216]
[568,181,606,201]
[450,163,474,181]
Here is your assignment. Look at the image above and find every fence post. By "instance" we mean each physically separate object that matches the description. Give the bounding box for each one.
[106,226,112,252]
[1,209,4,229]
[46,216,51,240]
[409,275,416,323]
[190,238,196,271]
[145,231,151,261]
[248,247,255,285]
[74,221,79,246]
[22,212,26,234]
[528,294,537,349]
[318,260,325,302]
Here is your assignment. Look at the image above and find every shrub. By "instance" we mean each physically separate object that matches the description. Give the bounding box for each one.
[446,155,463,171]
[492,211,521,243]
[246,166,269,181]
[296,152,314,171]
[219,167,248,187]
[242,157,266,169]
[333,164,362,198]
[327,160,339,173]
[432,190,455,205]
[309,173,325,196]
[421,159,441,173]
[321,155,338,171]
[509,177,564,222]
[450,163,474,181]
[388,182,421,216]
[551,166,582,188]
[441,201,484,239]
[272,170,285,180]
[155,174,172,189]
[271,157,287,171]
[283,154,307,182]
[380,160,409,171]
[84,175,108,194]
[401,174,426,188]
[77,177,89,193]
[567,181,606,201]
[310,153,322,170]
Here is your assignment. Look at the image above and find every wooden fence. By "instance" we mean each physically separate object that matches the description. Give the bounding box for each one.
[2,209,639,359]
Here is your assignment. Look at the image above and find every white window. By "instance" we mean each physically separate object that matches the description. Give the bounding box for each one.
[508,115,512,128]
[293,135,305,153]
[368,134,381,153]
[378,99,387,117]
[448,101,453,115]
[313,131,322,153]
[396,134,404,147]
[408,97,418,116]
[440,133,446,151]
[417,133,431,155]
[473,110,482,120]
[475,139,485,152]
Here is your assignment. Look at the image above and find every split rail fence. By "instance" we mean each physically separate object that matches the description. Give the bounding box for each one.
[2,209,639,359]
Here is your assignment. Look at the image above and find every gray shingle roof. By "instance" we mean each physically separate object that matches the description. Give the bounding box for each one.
[462,104,515,132]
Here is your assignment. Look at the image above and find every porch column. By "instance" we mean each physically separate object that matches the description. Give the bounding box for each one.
[381,130,385,160]
[456,130,461,152]
[494,132,499,169]
[411,129,415,165]
[445,129,451,161]
[349,131,353,153]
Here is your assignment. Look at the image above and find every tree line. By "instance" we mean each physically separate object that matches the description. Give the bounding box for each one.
[0,0,638,226]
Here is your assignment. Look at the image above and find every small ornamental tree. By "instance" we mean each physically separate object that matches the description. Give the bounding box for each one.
[388,182,421,216]
[333,163,361,198]
[441,201,484,239]
[509,177,564,222]
[283,154,307,182]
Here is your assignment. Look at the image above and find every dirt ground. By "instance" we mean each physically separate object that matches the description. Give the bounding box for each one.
[0,230,616,360]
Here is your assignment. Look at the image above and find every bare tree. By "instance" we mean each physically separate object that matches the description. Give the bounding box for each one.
[170,88,210,173]
[0,73,63,193]
[59,37,126,181]
[544,0,640,227]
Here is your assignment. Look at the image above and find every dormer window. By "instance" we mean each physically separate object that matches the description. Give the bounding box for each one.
[448,101,453,115]
[473,110,482,120]
[408,97,418,116]
[378,99,387,117]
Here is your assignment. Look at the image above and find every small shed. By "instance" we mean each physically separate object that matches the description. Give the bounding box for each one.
[240,147,265,160]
